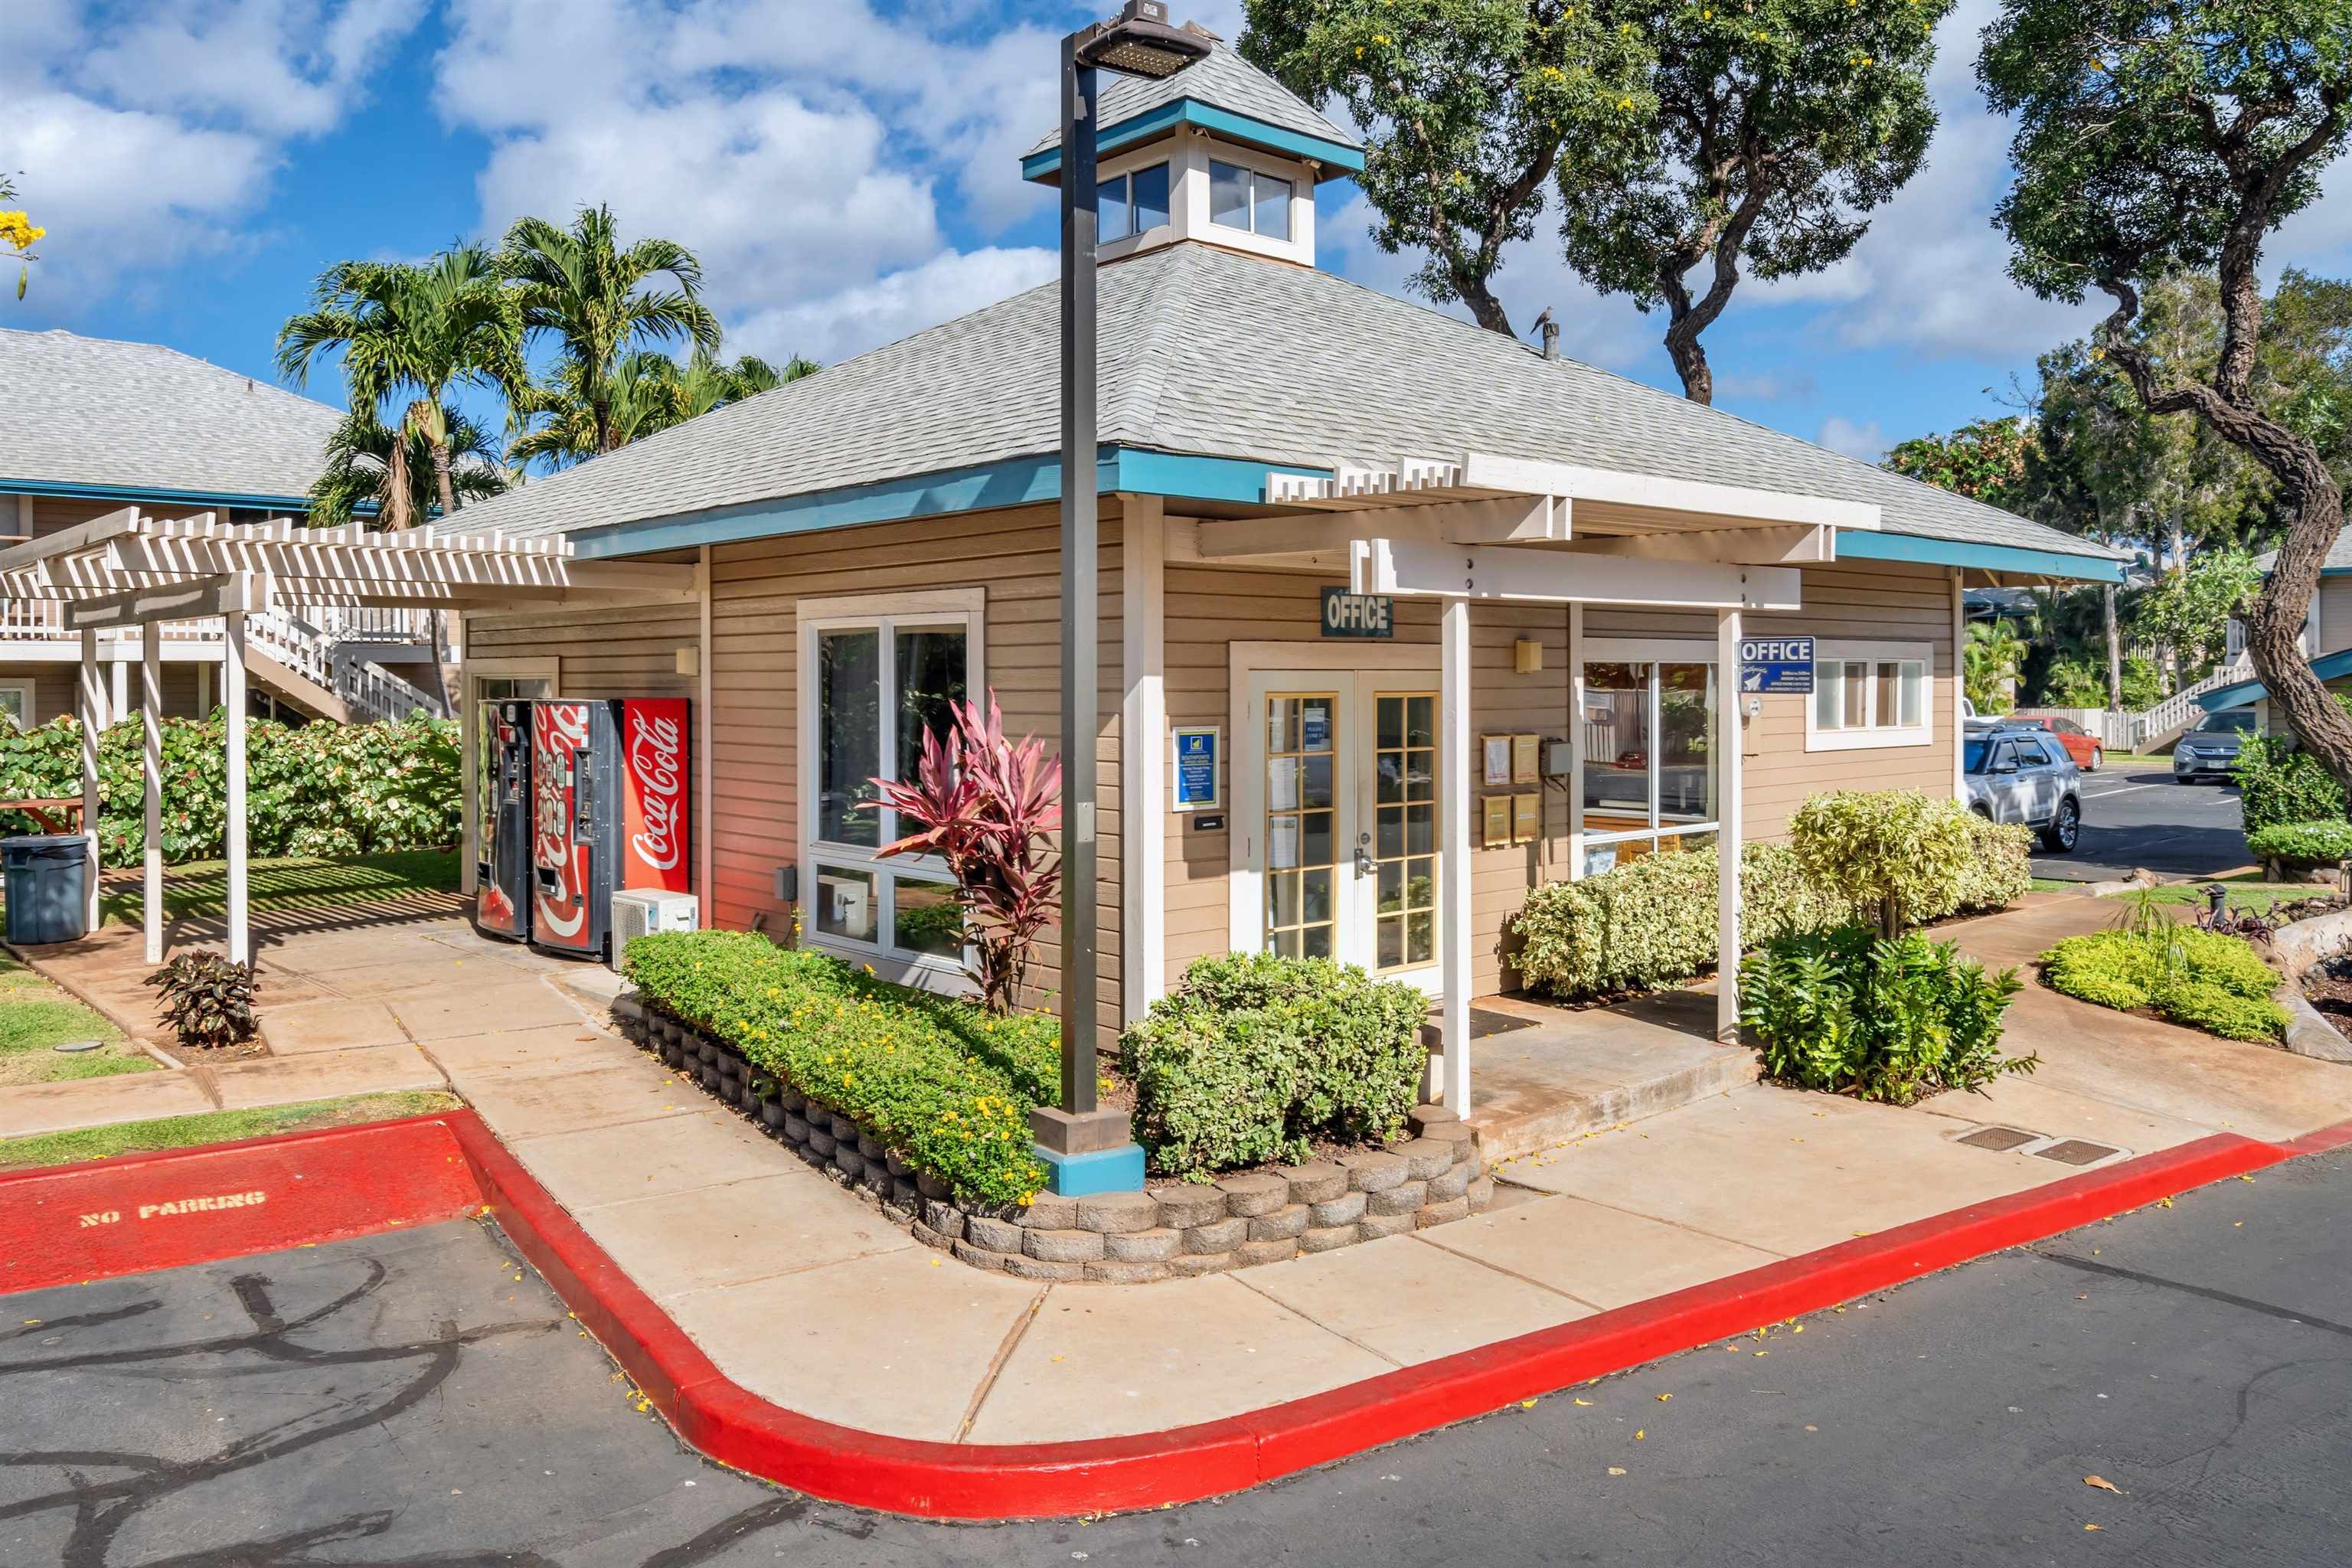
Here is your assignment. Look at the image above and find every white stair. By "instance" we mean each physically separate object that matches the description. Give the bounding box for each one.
[2117,658,2254,753]
[247,606,446,723]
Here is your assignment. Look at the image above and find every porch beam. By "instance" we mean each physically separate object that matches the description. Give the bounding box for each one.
[1563,524,1835,567]
[64,575,268,631]
[1460,454,1880,532]
[1362,538,1801,611]
[0,506,143,573]
[102,537,694,595]
[1189,495,1566,561]
[1439,596,1472,1116]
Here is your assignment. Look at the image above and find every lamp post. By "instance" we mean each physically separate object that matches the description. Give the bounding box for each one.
[1035,1,1208,1196]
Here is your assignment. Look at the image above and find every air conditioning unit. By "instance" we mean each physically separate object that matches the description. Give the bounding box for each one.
[609,889,699,969]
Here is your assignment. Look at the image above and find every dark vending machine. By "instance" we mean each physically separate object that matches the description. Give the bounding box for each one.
[527,697,691,962]
[475,700,534,942]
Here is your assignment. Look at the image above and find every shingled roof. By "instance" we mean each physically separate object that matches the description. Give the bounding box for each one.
[457,242,2119,572]
[0,327,342,505]
[1025,39,1361,166]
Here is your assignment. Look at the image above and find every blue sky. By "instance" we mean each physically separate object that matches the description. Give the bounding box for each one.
[11,0,2352,467]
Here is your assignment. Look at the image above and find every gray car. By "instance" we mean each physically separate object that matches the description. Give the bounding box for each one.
[2174,707,2257,782]
[1963,724,2082,851]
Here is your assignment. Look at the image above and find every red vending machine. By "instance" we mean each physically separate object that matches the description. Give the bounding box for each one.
[475,699,534,942]
[528,698,691,962]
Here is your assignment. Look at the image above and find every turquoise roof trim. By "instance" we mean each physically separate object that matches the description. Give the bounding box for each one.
[0,476,317,512]
[564,449,1334,560]
[1021,98,1365,182]
[2197,648,2352,712]
[1835,528,2125,583]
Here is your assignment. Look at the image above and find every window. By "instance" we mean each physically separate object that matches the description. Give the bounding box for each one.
[1577,659,1720,873]
[1807,642,1932,751]
[1209,159,1293,240]
[0,684,30,731]
[801,596,981,979]
[1096,162,1171,240]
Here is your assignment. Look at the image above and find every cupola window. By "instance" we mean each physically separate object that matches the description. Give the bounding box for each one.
[1209,159,1292,241]
[1097,162,1172,240]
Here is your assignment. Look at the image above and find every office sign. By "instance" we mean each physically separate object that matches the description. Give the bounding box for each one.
[1740,635,1815,694]
[1171,724,1220,812]
[1320,588,1394,639]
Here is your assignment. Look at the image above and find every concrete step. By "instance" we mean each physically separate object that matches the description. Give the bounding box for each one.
[1460,988,1762,1165]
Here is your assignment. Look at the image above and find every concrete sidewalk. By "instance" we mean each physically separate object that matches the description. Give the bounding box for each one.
[13,897,2352,1447]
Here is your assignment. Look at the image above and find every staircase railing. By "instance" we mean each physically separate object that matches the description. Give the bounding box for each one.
[2114,658,2255,750]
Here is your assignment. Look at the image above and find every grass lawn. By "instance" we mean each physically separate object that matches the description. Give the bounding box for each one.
[2097,879,2319,913]
[98,848,462,929]
[0,952,155,1087]
[0,1089,462,1171]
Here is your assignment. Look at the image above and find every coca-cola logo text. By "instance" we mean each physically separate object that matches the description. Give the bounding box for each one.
[627,710,685,871]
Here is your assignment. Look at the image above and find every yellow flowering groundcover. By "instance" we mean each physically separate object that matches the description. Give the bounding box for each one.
[622,930,1059,1206]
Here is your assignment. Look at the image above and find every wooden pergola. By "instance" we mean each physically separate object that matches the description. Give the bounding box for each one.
[0,508,694,966]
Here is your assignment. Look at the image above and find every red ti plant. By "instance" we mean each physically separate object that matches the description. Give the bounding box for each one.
[868,691,1062,1014]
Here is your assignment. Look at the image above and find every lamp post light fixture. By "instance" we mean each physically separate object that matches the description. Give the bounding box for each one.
[1037,1,1209,1196]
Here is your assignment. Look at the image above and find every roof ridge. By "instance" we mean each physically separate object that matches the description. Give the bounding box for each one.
[1104,247,1194,443]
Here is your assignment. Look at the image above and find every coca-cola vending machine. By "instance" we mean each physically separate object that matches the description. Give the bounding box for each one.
[475,700,534,942]
[528,697,691,962]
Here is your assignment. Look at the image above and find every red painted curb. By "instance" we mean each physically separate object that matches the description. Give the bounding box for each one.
[0,1113,482,1294]
[8,1106,2341,1519]
[445,1111,2321,1521]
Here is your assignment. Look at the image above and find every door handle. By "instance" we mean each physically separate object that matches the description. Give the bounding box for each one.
[1354,835,1375,877]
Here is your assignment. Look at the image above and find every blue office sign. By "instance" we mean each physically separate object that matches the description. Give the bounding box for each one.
[1740,635,1815,694]
[1171,724,1221,812]
[1320,588,1394,639]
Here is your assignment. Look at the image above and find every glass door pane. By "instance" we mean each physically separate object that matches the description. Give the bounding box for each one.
[1265,692,1338,958]
[1582,662,1651,837]
[1656,662,1718,848]
[1371,692,1438,971]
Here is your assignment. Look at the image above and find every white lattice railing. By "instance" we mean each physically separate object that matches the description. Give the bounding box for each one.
[2124,658,2255,750]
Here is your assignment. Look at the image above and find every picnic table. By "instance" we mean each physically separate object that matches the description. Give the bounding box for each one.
[0,798,84,834]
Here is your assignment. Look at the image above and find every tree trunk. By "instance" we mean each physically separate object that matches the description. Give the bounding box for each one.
[384,435,413,532]
[2248,476,2352,792]
[1663,310,1713,405]
[430,442,459,522]
[1458,278,1514,339]
[2103,583,2122,711]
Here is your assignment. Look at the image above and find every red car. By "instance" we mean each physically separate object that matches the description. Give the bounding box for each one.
[2014,714,2104,771]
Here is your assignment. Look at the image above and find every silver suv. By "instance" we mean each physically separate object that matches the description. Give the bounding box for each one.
[2173,707,2256,782]
[1963,724,2082,851]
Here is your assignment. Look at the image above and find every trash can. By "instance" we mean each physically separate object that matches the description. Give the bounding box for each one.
[3,835,92,946]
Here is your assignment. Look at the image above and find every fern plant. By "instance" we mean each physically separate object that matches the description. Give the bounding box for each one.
[145,952,259,1050]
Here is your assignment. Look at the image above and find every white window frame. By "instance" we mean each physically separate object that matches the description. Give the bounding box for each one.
[1096,158,1172,243]
[796,588,985,991]
[1575,643,1721,865]
[1806,639,1934,752]
[0,681,31,730]
[1207,155,1297,243]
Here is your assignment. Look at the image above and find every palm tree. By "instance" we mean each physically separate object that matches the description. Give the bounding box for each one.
[309,406,512,527]
[498,205,721,458]
[1965,622,2028,716]
[276,245,522,527]
[508,347,815,469]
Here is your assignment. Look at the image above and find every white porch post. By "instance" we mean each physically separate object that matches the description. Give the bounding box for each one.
[109,652,129,728]
[1566,603,1586,880]
[1439,596,1473,1114]
[1121,496,1168,1019]
[697,549,715,926]
[1950,569,1966,798]
[1715,607,1744,1043]
[223,611,250,964]
[458,626,479,899]
[77,628,104,933]
[142,622,164,964]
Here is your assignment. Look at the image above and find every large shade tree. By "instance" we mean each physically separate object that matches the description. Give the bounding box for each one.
[498,205,721,459]
[1244,0,1949,401]
[276,245,521,528]
[1981,0,2352,786]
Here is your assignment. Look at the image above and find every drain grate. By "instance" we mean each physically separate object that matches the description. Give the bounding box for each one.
[2035,1138,2121,1167]
[1958,1125,2040,1152]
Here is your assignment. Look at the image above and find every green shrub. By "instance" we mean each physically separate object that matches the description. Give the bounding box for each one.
[1118,952,1427,1178]
[2233,733,2346,835]
[2040,921,2284,1041]
[145,952,258,1050]
[2246,819,2352,865]
[1948,810,2036,919]
[1510,842,1852,999]
[0,712,460,867]
[622,930,1060,1206]
[1739,925,2031,1104]
[1790,790,1983,933]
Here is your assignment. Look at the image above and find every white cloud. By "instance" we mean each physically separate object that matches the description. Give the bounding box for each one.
[1817,416,1888,462]
[76,0,416,138]
[730,246,1057,366]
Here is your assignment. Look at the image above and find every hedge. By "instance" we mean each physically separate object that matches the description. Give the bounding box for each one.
[1118,952,1427,1178]
[1510,842,1854,1000]
[1792,790,2032,931]
[622,929,1060,1206]
[2040,926,2285,1042]
[2246,818,2352,866]
[0,712,460,867]
[2233,732,2347,835]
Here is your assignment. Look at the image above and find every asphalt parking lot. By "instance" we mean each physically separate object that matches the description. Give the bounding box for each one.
[2034,763,2249,882]
[6,1149,2350,1568]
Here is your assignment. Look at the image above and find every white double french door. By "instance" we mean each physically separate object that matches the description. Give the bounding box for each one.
[1232,667,1443,993]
